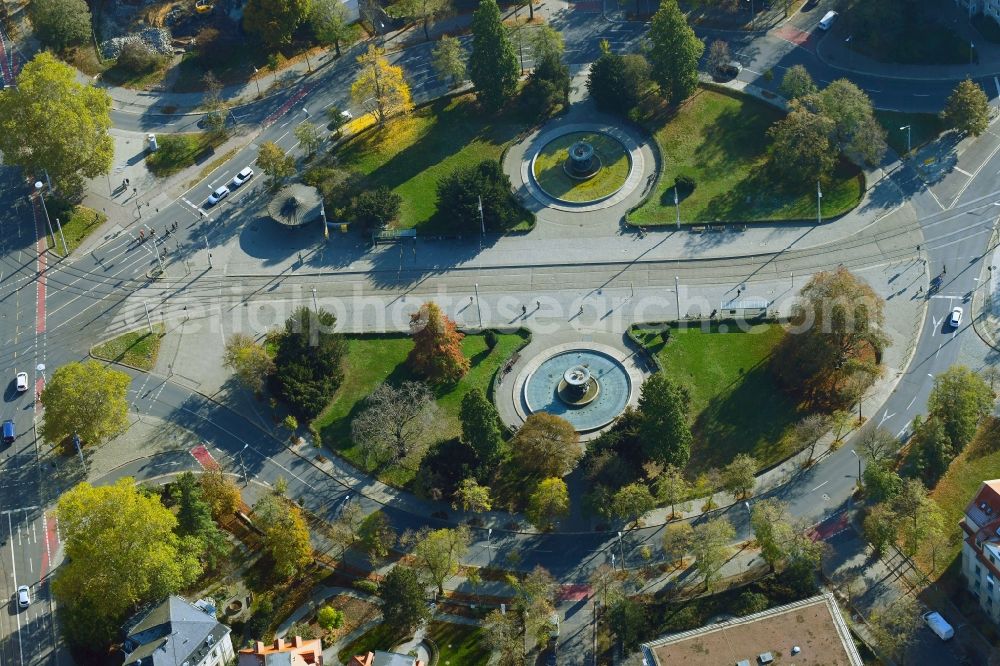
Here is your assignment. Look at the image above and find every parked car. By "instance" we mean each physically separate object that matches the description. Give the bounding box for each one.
[950,306,963,328]
[2,419,15,445]
[229,167,254,189]
[16,585,29,608]
[15,372,27,393]
[206,186,230,206]
[818,10,838,30]
[923,611,954,641]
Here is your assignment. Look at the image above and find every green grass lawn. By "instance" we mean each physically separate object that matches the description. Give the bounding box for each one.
[925,417,1000,582]
[45,202,106,255]
[313,331,528,487]
[875,110,944,155]
[334,94,533,232]
[532,132,630,202]
[635,323,802,472]
[91,324,166,371]
[429,621,488,665]
[630,87,863,225]
[147,133,227,177]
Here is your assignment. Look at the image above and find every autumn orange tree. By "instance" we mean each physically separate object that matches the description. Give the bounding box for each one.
[407,301,470,384]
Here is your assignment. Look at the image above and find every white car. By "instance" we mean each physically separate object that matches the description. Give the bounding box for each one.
[206,186,230,206]
[15,372,27,393]
[17,585,29,608]
[229,167,254,189]
[950,306,963,328]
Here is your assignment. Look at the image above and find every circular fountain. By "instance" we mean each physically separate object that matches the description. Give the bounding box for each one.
[566,141,601,179]
[522,350,631,433]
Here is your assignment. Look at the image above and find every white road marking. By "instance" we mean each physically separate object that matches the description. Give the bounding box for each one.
[811,480,829,492]
[878,411,895,426]
[9,512,23,666]
[906,394,918,410]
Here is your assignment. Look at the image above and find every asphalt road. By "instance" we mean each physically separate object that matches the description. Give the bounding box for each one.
[0,168,61,665]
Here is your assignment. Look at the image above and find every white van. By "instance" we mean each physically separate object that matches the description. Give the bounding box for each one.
[922,611,955,641]
[818,10,838,30]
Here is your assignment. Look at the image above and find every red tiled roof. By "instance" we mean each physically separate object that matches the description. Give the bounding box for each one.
[965,480,1000,527]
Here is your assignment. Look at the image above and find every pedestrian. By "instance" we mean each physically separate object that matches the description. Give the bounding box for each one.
[139,230,144,240]
[536,300,540,309]
[470,296,474,302]
[943,264,947,275]
[125,178,130,187]
[736,288,741,297]
[522,304,527,315]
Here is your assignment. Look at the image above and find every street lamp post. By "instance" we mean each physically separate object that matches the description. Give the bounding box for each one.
[71,432,85,467]
[486,527,493,565]
[148,233,166,274]
[744,500,752,541]
[32,182,57,250]
[971,41,976,65]
[474,283,483,328]
[54,218,68,255]
[617,531,626,570]
[311,287,318,313]
[899,125,911,155]
[611,552,616,571]
[203,233,213,268]
[142,300,154,333]
[252,67,262,97]
[816,180,823,225]
[850,449,862,487]
[238,443,249,487]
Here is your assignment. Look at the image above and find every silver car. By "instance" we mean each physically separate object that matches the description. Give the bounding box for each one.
[950,306,963,328]
[229,167,254,189]
[206,186,230,206]
[17,585,29,608]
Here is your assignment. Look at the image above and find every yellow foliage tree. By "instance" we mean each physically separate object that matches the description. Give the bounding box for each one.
[53,478,201,647]
[351,45,413,125]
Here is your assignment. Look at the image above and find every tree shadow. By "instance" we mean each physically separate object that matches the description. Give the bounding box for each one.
[690,357,803,473]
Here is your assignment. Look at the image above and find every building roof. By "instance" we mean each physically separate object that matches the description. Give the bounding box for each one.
[122,596,230,666]
[642,593,862,666]
[239,636,322,666]
[964,479,1000,529]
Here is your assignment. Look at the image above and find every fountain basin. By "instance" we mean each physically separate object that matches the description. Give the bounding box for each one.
[523,350,631,432]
